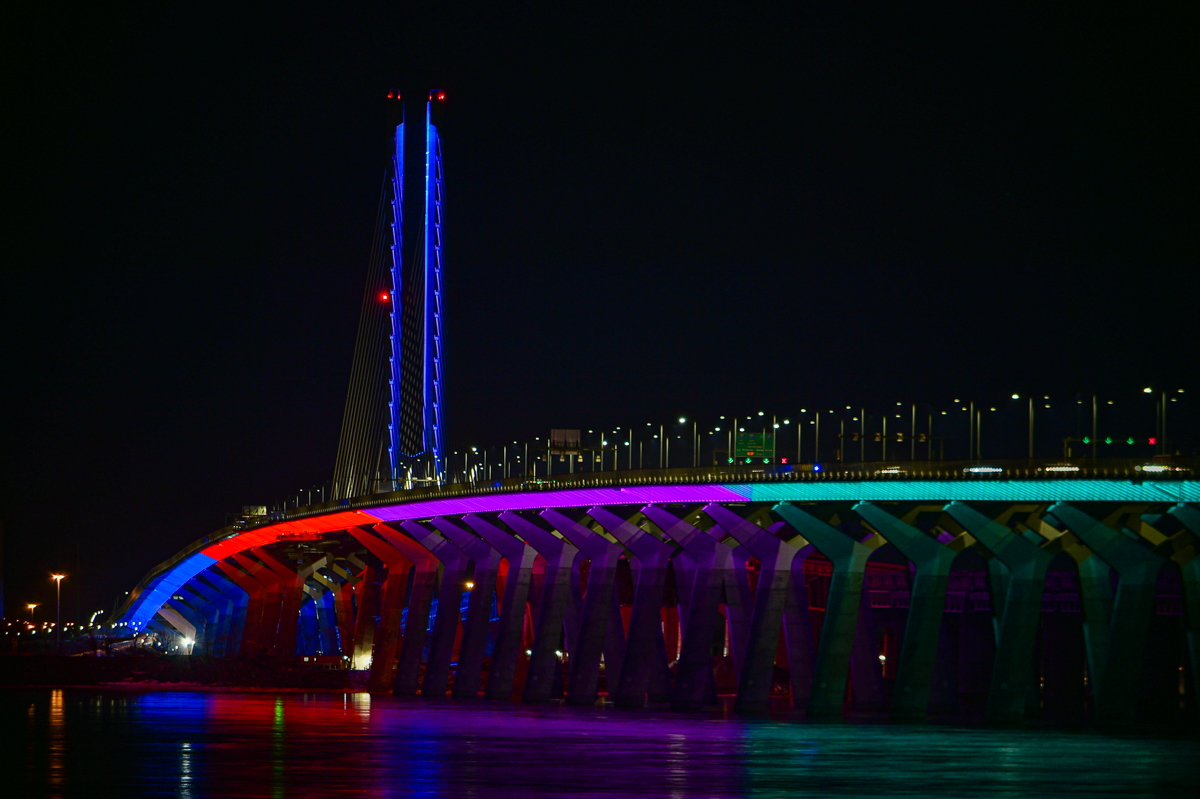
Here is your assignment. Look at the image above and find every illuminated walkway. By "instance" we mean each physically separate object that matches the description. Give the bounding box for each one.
[117,458,1199,725]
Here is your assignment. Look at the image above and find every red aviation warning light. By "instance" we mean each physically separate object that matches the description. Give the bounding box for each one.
[379,291,390,302]
[431,90,446,101]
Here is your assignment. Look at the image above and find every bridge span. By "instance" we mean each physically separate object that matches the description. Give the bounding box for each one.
[116,457,1199,725]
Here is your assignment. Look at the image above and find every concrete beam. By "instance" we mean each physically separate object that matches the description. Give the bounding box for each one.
[162,601,202,653]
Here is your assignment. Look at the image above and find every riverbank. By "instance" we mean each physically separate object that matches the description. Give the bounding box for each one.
[0,654,364,690]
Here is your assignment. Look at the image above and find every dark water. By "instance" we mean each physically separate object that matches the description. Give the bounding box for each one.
[4,689,1197,798]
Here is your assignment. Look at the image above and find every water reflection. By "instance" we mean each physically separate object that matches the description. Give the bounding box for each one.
[179,741,193,798]
[2,689,1197,797]
[48,688,63,798]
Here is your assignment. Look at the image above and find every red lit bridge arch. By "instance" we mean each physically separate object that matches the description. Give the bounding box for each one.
[115,458,1200,726]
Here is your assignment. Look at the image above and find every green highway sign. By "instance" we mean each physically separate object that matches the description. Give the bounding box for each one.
[735,431,775,459]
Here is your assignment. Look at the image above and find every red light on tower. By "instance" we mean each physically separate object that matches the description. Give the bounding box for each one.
[379,291,390,302]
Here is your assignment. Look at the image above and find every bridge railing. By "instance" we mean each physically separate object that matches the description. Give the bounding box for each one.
[262,456,1196,523]
[113,455,1195,631]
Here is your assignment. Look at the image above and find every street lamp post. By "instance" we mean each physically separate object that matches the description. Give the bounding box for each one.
[1013,394,1034,458]
[51,574,65,654]
[815,411,820,463]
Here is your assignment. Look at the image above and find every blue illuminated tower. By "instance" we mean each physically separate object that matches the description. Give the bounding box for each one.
[387,91,446,484]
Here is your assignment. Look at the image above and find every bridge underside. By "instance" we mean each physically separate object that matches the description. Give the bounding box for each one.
[117,472,1200,726]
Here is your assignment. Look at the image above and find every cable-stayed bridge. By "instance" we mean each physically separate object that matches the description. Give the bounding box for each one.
[113,94,1200,727]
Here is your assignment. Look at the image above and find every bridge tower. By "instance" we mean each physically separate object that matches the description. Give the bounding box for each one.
[387,90,447,487]
[332,90,447,497]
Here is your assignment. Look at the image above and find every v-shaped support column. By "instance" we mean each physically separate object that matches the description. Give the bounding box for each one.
[769,520,820,711]
[399,520,473,698]
[500,511,579,702]
[588,507,675,707]
[541,509,626,705]
[853,502,957,720]
[214,560,269,657]
[372,523,441,696]
[185,577,235,657]
[1167,504,1200,709]
[324,563,362,660]
[309,566,356,659]
[232,553,286,655]
[1049,502,1165,726]
[181,588,222,655]
[350,562,382,671]
[642,506,728,709]
[944,502,1055,722]
[430,517,503,699]
[347,526,414,692]
[253,548,326,658]
[464,514,538,700]
[704,504,803,713]
[200,571,248,657]
[774,503,875,717]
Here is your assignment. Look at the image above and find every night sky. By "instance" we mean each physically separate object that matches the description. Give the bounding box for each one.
[5,4,1196,620]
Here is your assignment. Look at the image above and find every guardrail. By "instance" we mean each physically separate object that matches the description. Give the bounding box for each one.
[272,456,1196,521]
